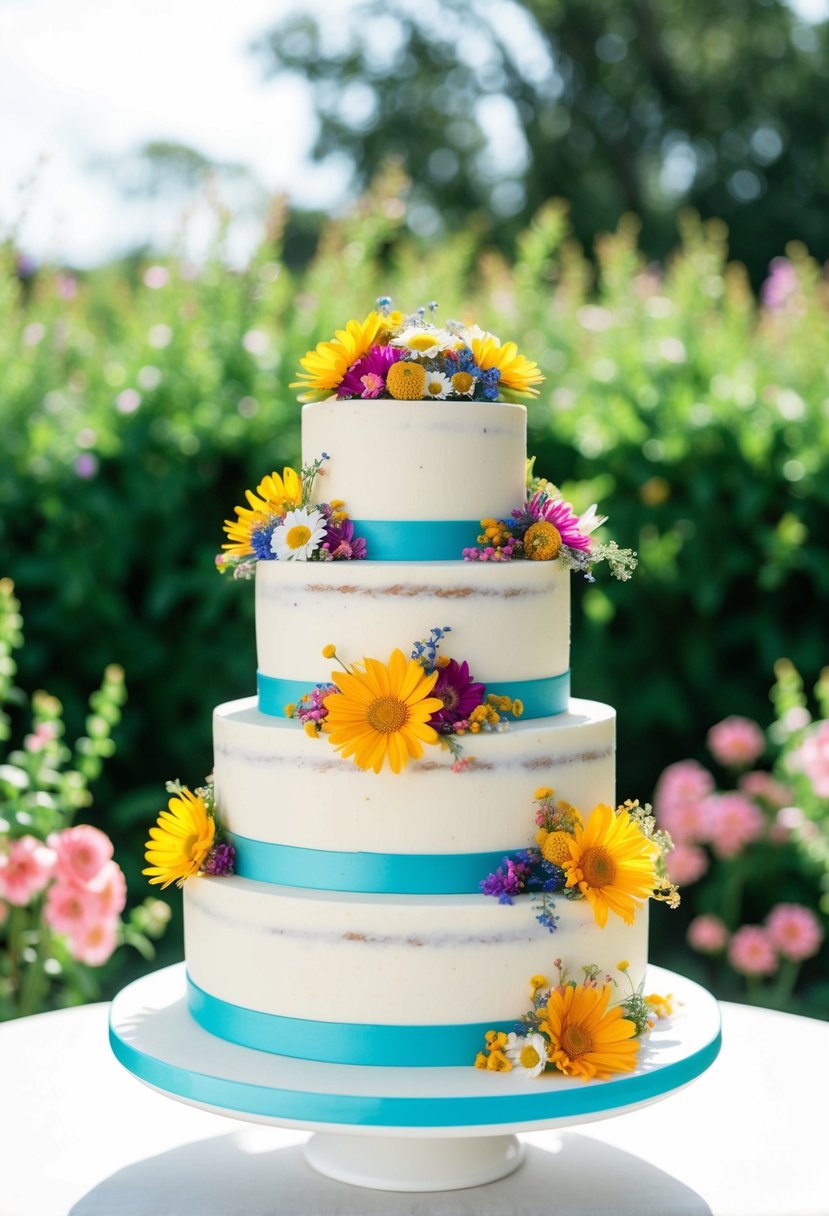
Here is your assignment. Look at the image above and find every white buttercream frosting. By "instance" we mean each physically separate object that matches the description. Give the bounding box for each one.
[184,876,648,1025]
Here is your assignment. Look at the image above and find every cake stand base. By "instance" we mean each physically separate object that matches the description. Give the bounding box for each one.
[110,963,720,1193]
[303,1132,524,1191]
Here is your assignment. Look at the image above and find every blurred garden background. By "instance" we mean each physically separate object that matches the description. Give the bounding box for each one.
[2,0,828,1020]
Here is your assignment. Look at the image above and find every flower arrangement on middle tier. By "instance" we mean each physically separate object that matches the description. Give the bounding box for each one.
[216,456,367,578]
[143,777,236,891]
[480,788,680,931]
[285,627,524,774]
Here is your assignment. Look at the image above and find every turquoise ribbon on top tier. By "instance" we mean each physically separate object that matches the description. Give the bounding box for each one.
[351,519,480,561]
[227,832,514,895]
[257,669,570,722]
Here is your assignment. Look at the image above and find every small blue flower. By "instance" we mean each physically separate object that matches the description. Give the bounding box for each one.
[251,522,278,560]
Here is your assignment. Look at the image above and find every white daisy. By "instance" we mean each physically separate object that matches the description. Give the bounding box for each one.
[270,507,327,561]
[504,1031,548,1078]
[577,503,609,537]
[423,370,453,399]
[391,325,457,360]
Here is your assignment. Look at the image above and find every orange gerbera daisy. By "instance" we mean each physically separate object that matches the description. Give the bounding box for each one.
[540,982,640,1081]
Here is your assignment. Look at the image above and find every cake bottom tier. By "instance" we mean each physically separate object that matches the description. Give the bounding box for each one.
[183,876,648,1067]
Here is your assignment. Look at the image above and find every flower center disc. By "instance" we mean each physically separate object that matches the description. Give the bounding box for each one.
[560,1023,593,1060]
[367,696,408,733]
[439,687,459,711]
[580,845,617,888]
[519,1044,542,1069]
[286,525,312,549]
[524,521,562,560]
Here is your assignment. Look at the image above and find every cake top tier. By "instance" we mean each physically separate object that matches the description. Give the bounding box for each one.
[289,303,544,404]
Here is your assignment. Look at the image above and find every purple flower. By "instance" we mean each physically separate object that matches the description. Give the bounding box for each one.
[203,841,236,877]
[337,344,403,398]
[480,856,530,904]
[430,659,485,731]
[761,258,797,311]
[321,517,367,560]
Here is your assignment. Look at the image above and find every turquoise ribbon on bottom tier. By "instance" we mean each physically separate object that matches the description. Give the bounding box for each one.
[350,519,481,561]
[187,975,512,1067]
[228,833,512,894]
[257,669,570,721]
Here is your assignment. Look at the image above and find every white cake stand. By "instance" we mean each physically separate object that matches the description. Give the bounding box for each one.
[109,962,720,1193]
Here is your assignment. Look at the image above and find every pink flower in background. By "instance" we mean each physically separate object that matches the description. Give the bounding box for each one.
[765,904,824,962]
[688,914,729,954]
[665,843,709,885]
[43,881,98,936]
[706,793,765,858]
[728,925,778,976]
[0,836,55,906]
[24,721,58,753]
[761,257,797,310]
[49,825,113,885]
[657,798,711,845]
[654,760,715,816]
[707,716,765,769]
[69,919,119,967]
[89,860,127,918]
[794,720,829,797]
[738,770,793,808]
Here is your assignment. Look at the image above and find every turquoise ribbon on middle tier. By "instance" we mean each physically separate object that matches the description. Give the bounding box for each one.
[257,669,570,721]
[227,832,514,894]
[350,519,481,561]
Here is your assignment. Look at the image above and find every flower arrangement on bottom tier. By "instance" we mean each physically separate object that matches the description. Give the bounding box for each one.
[475,962,674,1081]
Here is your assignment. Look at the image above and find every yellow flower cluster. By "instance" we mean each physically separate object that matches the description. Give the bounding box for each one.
[477,518,513,548]
[645,992,674,1022]
[475,1030,513,1072]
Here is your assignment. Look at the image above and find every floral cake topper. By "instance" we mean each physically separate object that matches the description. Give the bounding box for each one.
[291,299,544,403]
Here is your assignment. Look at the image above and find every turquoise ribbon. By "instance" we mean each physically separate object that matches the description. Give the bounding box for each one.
[110,992,722,1126]
[352,519,480,561]
[228,833,514,894]
[187,975,512,1067]
[257,670,570,721]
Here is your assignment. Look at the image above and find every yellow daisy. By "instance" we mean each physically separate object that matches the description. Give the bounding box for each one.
[469,331,544,398]
[290,312,384,401]
[323,648,443,774]
[143,788,215,889]
[222,467,302,558]
[562,802,658,928]
[539,982,640,1081]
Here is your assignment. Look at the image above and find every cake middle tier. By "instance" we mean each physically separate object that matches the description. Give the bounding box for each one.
[255,559,570,720]
[213,697,615,893]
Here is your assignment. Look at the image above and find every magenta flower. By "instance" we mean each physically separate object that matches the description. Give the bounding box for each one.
[203,841,236,877]
[322,517,367,560]
[521,493,592,552]
[429,659,485,732]
[337,344,403,398]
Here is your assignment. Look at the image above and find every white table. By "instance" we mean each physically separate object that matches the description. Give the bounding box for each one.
[1,997,826,1216]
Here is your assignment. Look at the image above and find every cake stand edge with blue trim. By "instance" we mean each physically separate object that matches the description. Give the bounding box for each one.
[109,962,721,1192]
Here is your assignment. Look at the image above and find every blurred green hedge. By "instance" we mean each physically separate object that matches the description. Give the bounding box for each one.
[3,179,828,977]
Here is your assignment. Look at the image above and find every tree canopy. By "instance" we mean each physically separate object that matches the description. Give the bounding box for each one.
[257,0,829,281]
